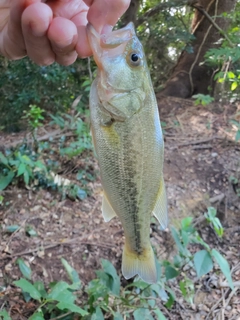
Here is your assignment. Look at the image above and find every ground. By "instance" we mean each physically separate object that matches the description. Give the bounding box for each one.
[0,98,240,319]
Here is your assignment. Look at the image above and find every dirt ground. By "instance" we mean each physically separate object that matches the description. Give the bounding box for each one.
[0,98,240,319]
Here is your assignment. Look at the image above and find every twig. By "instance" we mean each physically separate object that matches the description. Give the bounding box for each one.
[192,0,215,34]
[0,301,6,311]
[50,311,73,320]
[3,242,65,259]
[192,3,234,47]
[209,193,225,204]
[221,288,226,319]
[224,287,239,311]
[3,237,115,259]
[2,129,64,149]
[192,144,212,150]
[5,218,29,247]
[220,281,240,288]
[193,215,206,228]
[206,288,230,320]
[171,136,223,149]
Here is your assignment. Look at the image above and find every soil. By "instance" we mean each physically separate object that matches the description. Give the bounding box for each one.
[0,98,240,319]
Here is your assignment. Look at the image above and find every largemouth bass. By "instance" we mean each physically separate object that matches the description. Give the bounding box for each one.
[87,22,168,284]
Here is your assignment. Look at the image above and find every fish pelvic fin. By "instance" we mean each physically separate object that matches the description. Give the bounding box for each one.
[152,176,168,230]
[122,243,158,284]
[102,192,117,222]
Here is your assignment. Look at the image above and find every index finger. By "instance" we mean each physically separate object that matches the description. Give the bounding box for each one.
[0,0,41,59]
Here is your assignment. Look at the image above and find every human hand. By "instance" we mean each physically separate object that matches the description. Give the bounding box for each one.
[0,0,130,65]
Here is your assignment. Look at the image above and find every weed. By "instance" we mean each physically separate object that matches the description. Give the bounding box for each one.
[0,215,234,320]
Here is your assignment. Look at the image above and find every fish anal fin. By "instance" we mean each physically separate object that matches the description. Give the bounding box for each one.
[90,127,98,159]
[122,242,158,284]
[152,177,168,230]
[102,193,117,222]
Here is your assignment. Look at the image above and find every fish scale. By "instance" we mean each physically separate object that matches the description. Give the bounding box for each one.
[87,22,168,284]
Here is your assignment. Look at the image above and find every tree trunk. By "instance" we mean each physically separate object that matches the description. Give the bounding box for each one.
[121,0,140,26]
[160,0,237,98]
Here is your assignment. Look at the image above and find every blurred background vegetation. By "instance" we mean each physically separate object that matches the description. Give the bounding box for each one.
[0,0,239,132]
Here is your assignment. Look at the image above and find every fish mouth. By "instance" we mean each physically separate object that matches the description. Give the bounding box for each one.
[87,22,136,69]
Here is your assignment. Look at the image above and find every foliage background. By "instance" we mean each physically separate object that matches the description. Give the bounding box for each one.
[0,0,239,132]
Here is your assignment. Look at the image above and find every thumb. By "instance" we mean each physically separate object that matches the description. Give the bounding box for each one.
[84,0,130,33]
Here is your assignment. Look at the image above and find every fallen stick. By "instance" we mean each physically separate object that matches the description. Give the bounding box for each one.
[3,237,115,259]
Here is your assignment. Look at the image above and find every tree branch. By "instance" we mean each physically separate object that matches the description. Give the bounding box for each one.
[192,3,234,47]
[136,0,189,27]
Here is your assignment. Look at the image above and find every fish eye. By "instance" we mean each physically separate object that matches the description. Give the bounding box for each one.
[131,53,139,62]
[128,52,141,67]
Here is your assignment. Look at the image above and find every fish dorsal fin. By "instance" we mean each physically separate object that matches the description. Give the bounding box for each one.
[152,177,168,230]
[102,193,117,222]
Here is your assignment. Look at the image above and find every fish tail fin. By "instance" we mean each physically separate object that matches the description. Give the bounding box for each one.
[122,243,158,284]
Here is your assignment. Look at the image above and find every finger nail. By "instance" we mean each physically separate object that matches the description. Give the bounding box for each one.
[101,24,113,35]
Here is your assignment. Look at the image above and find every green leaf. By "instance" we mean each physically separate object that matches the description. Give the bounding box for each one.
[230,119,240,127]
[165,265,179,280]
[114,312,124,320]
[181,217,193,230]
[0,152,8,166]
[5,225,20,233]
[181,230,190,247]
[17,163,26,177]
[179,280,187,297]
[164,289,175,309]
[33,281,47,299]
[56,302,88,316]
[154,309,167,320]
[16,258,32,280]
[23,169,30,185]
[0,310,12,320]
[206,206,216,218]
[227,71,235,79]
[194,250,213,278]
[211,249,234,290]
[151,285,168,302]
[235,130,240,142]
[14,278,41,301]
[171,227,185,253]
[91,307,104,320]
[25,226,38,237]
[34,161,47,172]
[0,171,15,190]
[179,278,195,304]
[133,308,154,320]
[47,281,74,303]
[148,299,155,308]
[29,311,45,320]
[231,81,238,91]
[61,258,81,290]
[101,259,120,296]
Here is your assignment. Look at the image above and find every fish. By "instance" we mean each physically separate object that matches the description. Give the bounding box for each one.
[87,22,168,284]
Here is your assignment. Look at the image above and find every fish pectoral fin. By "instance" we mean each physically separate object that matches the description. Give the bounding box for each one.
[152,177,168,230]
[122,243,158,284]
[102,193,117,222]
[90,127,98,159]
